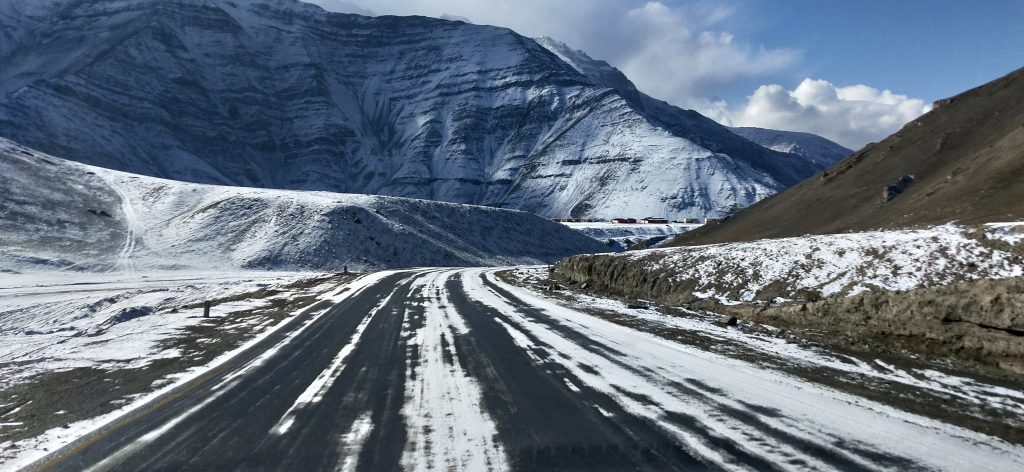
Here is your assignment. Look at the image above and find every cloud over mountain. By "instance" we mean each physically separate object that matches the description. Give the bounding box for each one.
[728,79,932,149]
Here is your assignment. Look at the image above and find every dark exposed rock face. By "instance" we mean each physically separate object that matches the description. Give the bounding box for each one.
[881,174,915,202]
[553,253,692,305]
[0,0,833,220]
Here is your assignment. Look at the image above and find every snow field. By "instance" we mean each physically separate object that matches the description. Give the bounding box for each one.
[0,271,328,387]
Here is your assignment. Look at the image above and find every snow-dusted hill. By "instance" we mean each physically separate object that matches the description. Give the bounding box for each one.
[557,224,1024,304]
[1,0,827,221]
[729,127,852,169]
[0,139,606,273]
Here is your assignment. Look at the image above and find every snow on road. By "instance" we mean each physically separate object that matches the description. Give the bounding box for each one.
[401,270,507,471]
[3,268,1022,471]
[463,268,1024,471]
[514,265,1024,417]
[270,274,406,436]
[339,412,375,472]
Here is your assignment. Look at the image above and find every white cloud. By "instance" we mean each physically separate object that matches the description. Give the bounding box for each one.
[728,79,932,149]
[613,2,798,110]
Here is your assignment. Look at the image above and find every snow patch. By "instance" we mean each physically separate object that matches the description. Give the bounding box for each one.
[614,224,1023,302]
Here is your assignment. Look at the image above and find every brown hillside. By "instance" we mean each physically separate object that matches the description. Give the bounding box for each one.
[674,66,1024,245]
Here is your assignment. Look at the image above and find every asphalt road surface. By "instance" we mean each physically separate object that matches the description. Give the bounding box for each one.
[34,269,1024,471]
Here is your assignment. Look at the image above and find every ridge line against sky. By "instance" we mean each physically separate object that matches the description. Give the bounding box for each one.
[308,0,1024,149]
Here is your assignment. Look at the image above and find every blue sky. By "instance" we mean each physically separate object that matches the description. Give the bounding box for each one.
[314,0,1023,148]
[739,0,1024,103]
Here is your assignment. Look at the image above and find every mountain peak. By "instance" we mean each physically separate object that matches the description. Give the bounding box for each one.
[729,127,851,168]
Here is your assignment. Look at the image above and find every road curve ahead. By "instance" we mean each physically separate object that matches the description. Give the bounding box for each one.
[37,268,1024,471]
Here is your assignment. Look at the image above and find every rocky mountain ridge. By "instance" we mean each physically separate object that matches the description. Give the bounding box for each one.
[728,127,852,169]
[0,0,842,220]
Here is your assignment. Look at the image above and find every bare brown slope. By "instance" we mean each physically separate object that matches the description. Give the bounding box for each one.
[673,66,1024,245]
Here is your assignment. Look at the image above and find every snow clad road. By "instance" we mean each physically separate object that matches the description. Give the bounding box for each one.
[34,269,1024,471]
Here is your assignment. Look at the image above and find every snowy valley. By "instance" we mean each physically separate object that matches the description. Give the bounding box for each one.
[0,0,1022,470]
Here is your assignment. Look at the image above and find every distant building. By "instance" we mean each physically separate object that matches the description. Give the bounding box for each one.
[611,217,637,224]
[642,217,669,224]
[704,217,721,224]
[682,218,699,224]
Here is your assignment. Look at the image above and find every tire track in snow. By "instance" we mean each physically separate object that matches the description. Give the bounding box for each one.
[266,271,427,471]
[338,412,374,472]
[99,174,139,275]
[468,271,912,469]
[269,285,404,436]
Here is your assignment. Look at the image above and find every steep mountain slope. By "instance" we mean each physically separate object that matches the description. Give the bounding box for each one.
[535,38,844,178]
[0,139,607,272]
[728,127,851,169]
[0,0,819,220]
[674,66,1024,245]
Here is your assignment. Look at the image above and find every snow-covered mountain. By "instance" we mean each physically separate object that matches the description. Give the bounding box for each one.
[534,38,845,179]
[0,139,606,273]
[729,127,852,169]
[0,0,834,221]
